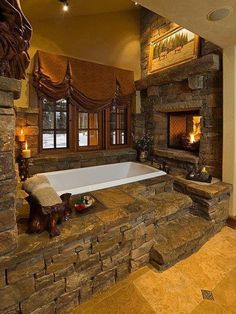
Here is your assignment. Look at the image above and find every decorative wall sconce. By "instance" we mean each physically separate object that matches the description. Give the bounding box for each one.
[17,129,31,181]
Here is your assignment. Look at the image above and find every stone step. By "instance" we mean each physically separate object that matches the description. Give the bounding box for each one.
[148,191,193,222]
[150,213,215,270]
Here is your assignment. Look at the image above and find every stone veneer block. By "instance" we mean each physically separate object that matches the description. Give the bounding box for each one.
[0,108,15,152]
[0,76,20,257]
[0,227,17,256]
[0,76,21,101]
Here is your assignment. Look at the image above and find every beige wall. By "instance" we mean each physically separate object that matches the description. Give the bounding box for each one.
[223,46,236,216]
[16,10,140,107]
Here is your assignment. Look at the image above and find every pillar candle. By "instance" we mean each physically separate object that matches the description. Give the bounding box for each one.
[18,129,25,142]
[22,141,31,159]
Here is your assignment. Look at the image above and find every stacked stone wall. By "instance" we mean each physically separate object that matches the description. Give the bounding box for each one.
[0,77,20,257]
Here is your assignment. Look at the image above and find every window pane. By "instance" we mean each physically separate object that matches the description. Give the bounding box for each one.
[89,113,98,129]
[111,131,116,145]
[78,113,88,129]
[120,113,127,129]
[43,112,54,129]
[111,105,116,113]
[43,132,54,149]
[110,114,116,130]
[42,100,54,112]
[90,130,98,146]
[56,111,67,129]
[79,131,88,146]
[56,99,67,111]
[121,131,126,145]
[56,132,67,148]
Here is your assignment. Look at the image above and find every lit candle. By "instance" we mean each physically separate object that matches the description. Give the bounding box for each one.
[18,129,25,142]
[201,167,208,173]
[22,141,31,159]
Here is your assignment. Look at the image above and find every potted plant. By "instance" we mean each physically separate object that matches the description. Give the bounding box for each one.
[133,133,154,162]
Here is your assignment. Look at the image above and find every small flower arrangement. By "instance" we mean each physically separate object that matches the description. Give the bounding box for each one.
[133,133,154,153]
[74,195,95,212]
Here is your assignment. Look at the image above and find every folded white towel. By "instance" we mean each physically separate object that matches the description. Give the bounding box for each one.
[22,175,62,207]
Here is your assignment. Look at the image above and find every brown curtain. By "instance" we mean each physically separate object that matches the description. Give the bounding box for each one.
[33,50,135,112]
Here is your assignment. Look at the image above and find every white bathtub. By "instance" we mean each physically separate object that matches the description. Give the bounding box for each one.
[42,162,166,195]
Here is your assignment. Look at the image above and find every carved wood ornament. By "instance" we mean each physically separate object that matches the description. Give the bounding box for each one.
[0,0,32,79]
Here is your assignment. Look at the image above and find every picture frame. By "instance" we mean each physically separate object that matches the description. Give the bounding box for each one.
[148,25,200,74]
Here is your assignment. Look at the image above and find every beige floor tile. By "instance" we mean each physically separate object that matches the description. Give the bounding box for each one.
[212,267,236,308]
[133,268,202,313]
[74,283,155,314]
[191,300,227,314]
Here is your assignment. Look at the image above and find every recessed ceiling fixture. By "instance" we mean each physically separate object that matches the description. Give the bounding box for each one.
[207,6,233,21]
[59,0,69,12]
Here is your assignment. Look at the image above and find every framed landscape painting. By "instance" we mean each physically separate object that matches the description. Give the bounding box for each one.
[148,26,200,73]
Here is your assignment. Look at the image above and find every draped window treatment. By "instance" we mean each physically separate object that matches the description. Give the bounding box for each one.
[33,50,135,112]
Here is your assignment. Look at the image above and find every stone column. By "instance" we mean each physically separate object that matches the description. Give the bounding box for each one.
[0,76,21,255]
[223,46,236,217]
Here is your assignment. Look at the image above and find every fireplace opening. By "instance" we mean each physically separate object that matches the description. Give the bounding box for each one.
[168,111,202,153]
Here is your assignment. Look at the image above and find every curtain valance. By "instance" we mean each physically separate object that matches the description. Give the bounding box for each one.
[33,50,135,112]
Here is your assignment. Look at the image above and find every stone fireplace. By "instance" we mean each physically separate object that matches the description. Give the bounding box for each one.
[135,9,223,178]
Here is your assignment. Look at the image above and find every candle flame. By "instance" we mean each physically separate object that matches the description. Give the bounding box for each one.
[20,128,24,135]
[25,141,28,150]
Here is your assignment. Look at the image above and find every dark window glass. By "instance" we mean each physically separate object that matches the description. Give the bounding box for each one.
[110,105,128,145]
[41,98,69,149]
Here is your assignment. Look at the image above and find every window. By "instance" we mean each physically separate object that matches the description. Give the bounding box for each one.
[78,112,101,148]
[40,97,131,152]
[110,105,128,146]
[41,98,69,150]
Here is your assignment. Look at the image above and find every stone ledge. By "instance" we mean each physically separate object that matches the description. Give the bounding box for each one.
[155,148,199,164]
[15,107,39,115]
[154,100,203,113]
[136,54,220,90]
[29,149,137,175]
[0,76,21,100]
[174,175,232,200]
[31,149,136,163]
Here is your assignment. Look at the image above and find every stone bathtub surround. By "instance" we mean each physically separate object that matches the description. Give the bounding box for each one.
[135,9,223,178]
[0,76,21,256]
[1,174,231,313]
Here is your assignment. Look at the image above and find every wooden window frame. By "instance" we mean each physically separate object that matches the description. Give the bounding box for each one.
[77,111,103,151]
[39,96,132,154]
[105,103,132,150]
[39,98,73,154]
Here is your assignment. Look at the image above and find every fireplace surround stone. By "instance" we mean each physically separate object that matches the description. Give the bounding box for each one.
[136,9,223,178]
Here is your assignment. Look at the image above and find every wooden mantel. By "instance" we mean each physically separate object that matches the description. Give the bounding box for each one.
[135,54,220,90]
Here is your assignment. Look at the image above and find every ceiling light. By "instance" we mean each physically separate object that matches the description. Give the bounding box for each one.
[59,0,69,12]
[135,2,138,6]
[207,6,233,21]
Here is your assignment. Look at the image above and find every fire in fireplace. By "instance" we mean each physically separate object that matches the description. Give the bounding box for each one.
[168,111,202,153]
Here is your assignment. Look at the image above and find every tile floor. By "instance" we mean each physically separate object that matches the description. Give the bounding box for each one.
[72,227,236,314]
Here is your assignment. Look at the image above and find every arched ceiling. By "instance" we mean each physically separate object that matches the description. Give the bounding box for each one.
[133,0,236,48]
[21,0,136,21]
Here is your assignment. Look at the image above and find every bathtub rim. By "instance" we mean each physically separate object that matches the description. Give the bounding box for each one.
[40,161,167,195]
